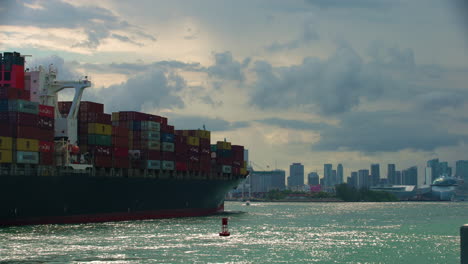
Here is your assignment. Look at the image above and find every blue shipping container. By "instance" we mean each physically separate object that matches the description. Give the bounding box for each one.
[161,133,175,142]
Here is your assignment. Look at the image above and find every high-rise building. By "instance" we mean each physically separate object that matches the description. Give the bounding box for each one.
[358,169,369,188]
[307,172,320,185]
[425,167,432,185]
[395,171,402,185]
[387,164,396,184]
[439,162,451,177]
[251,170,286,192]
[427,158,439,182]
[402,166,418,185]
[370,164,380,186]
[289,163,304,187]
[331,170,337,186]
[337,164,343,184]
[324,164,332,187]
[456,160,468,181]
[350,171,358,188]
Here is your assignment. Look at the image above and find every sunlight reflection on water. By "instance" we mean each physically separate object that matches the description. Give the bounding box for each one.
[0,201,466,263]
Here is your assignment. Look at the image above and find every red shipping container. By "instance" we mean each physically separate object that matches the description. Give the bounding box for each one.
[200,147,210,155]
[79,101,104,114]
[0,124,13,137]
[3,112,38,127]
[232,167,240,175]
[113,147,129,158]
[112,126,128,137]
[142,150,161,160]
[113,157,130,168]
[161,124,174,133]
[176,161,188,171]
[12,64,25,90]
[35,128,54,141]
[0,86,21,99]
[189,155,199,162]
[39,105,54,118]
[94,156,112,167]
[112,136,129,148]
[148,114,162,122]
[162,151,175,160]
[39,141,54,153]
[39,152,54,165]
[13,125,38,139]
[188,161,200,171]
[38,116,54,130]
[88,145,112,156]
[199,138,210,146]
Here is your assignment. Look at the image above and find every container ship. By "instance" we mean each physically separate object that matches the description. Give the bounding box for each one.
[0,52,248,226]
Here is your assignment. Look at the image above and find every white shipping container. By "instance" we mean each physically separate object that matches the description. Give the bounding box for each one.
[222,165,232,174]
[162,160,175,170]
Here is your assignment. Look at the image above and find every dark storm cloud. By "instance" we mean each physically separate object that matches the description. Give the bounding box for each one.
[206,51,246,81]
[252,43,385,115]
[417,91,466,111]
[166,115,250,131]
[84,69,185,113]
[80,60,202,75]
[311,111,468,153]
[304,0,392,9]
[0,0,154,49]
[256,118,326,130]
[265,20,319,52]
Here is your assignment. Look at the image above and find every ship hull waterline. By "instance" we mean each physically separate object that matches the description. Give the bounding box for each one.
[0,173,242,227]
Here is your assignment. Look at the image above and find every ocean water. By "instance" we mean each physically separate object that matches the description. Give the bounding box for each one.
[1,201,467,263]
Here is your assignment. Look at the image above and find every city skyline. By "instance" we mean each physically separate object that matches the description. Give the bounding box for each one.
[2,1,468,174]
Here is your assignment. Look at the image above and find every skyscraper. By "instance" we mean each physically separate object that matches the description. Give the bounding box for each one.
[425,167,432,185]
[331,170,337,186]
[370,164,380,186]
[324,164,332,187]
[350,171,358,188]
[387,164,396,185]
[251,170,286,192]
[427,158,439,182]
[358,169,369,188]
[307,172,320,185]
[402,166,418,185]
[395,171,402,185]
[439,161,450,177]
[337,164,343,184]
[289,163,304,187]
[456,160,468,181]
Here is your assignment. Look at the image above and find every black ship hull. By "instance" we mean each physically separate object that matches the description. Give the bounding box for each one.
[0,173,242,226]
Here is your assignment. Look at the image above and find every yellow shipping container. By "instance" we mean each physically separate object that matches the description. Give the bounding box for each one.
[217,141,231,150]
[0,136,13,150]
[16,138,39,152]
[240,168,247,176]
[111,112,119,122]
[88,123,112,135]
[0,150,13,163]
[198,130,211,139]
[182,130,189,137]
[243,161,247,168]
[187,136,200,146]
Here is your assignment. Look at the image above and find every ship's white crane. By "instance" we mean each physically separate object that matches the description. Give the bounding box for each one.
[36,65,91,145]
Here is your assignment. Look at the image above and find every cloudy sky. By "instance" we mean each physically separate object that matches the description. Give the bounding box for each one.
[2,0,468,183]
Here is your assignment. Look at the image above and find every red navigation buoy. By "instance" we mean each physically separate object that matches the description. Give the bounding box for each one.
[219,217,230,236]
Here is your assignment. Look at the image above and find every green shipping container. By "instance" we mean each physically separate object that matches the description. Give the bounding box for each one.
[162,142,174,152]
[147,121,160,131]
[147,160,161,170]
[142,131,160,141]
[8,100,39,115]
[147,140,161,150]
[222,165,232,174]
[16,151,39,164]
[162,160,174,170]
[210,144,217,152]
[87,134,112,146]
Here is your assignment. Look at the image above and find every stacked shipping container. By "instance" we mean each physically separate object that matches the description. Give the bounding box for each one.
[0,52,55,166]
[59,101,112,167]
[174,130,211,173]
